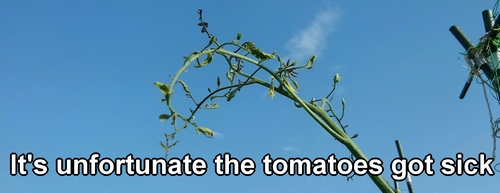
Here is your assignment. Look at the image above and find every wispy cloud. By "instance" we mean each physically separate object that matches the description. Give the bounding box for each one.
[285,7,341,62]
[213,131,226,139]
[283,146,299,152]
[328,64,344,72]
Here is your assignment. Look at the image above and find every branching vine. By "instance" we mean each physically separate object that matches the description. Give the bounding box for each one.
[155,9,395,193]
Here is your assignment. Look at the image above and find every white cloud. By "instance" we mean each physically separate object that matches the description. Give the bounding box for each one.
[283,146,299,152]
[285,7,341,62]
[328,64,344,72]
[213,131,225,139]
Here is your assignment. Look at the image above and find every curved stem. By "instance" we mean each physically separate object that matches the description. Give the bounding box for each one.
[171,47,395,193]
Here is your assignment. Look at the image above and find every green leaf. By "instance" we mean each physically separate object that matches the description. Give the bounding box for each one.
[304,55,316,69]
[208,36,214,46]
[167,141,179,149]
[236,33,242,40]
[159,114,171,122]
[197,22,208,27]
[160,141,168,150]
[277,55,282,64]
[171,114,176,125]
[195,52,213,68]
[177,80,190,93]
[205,52,213,65]
[244,42,275,60]
[226,70,233,82]
[291,79,300,91]
[154,82,172,97]
[201,103,219,109]
[283,80,296,93]
[250,48,275,60]
[217,76,221,88]
[267,80,275,99]
[244,42,256,50]
[226,89,238,101]
[196,127,214,138]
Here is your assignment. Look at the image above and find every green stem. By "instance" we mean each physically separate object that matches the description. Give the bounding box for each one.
[177,48,395,193]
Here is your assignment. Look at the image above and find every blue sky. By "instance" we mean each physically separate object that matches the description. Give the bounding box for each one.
[1,0,499,192]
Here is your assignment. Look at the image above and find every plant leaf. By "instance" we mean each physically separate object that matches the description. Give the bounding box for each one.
[217,76,221,88]
[201,103,219,109]
[250,48,275,60]
[159,114,171,122]
[154,82,172,97]
[171,114,176,125]
[284,80,297,93]
[226,89,238,101]
[226,70,233,82]
[195,52,213,68]
[167,140,179,149]
[291,79,300,91]
[267,80,275,99]
[208,36,214,46]
[304,55,316,69]
[160,141,168,150]
[177,80,190,93]
[244,42,275,60]
[196,127,214,138]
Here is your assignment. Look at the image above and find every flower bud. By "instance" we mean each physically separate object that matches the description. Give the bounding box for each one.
[334,73,341,83]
